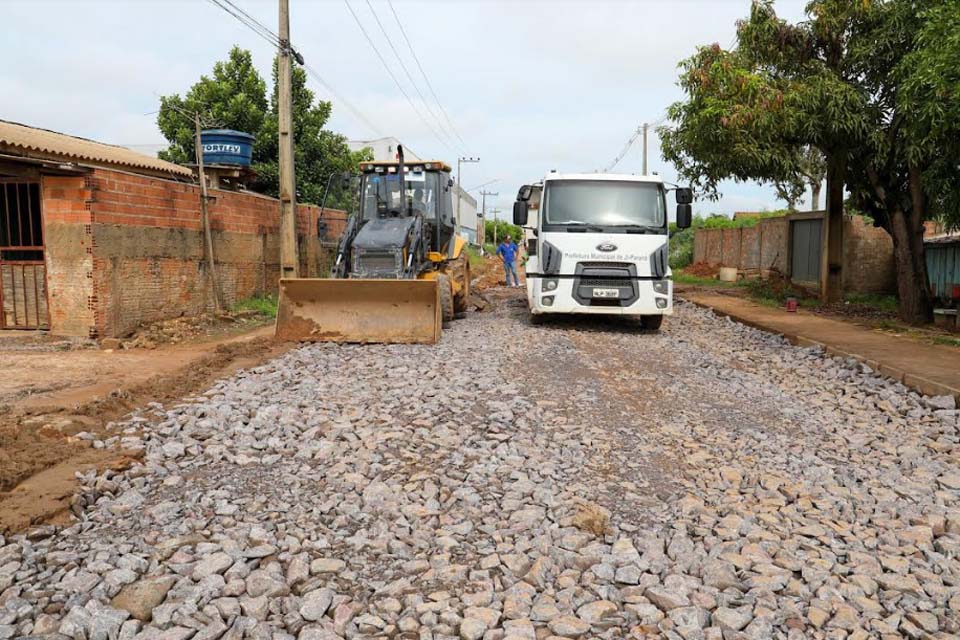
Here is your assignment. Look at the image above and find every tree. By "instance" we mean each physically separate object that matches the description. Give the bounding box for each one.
[773,147,826,211]
[158,47,267,165]
[661,0,959,324]
[250,60,370,209]
[157,47,369,209]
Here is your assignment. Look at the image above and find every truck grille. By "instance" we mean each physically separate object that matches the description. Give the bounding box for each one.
[578,276,633,287]
[573,262,639,307]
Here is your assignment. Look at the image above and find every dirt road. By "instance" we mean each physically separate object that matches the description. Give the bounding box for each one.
[3,290,958,639]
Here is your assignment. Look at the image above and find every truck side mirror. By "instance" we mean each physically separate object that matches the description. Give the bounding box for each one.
[517,185,533,202]
[676,204,692,229]
[676,187,693,204]
[513,201,529,226]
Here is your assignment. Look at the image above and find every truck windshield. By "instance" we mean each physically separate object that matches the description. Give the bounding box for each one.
[543,180,666,229]
[361,171,437,220]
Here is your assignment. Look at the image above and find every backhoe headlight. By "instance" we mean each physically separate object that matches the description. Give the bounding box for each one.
[653,280,669,295]
[543,278,558,292]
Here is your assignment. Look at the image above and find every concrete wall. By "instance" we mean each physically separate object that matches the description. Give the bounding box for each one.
[42,168,345,337]
[691,213,894,294]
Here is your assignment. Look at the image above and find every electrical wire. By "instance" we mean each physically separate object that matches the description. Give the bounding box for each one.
[219,0,281,45]
[606,126,642,172]
[386,0,467,149]
[204,0,383,136]
[206,0,281,47]
[342,0,453,154]
[363,0,460,151]
[301,63,385,137]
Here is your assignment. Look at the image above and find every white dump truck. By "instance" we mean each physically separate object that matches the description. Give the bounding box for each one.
[513,172,692,330]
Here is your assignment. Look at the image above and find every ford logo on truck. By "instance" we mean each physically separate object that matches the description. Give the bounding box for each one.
[596,243,617,252]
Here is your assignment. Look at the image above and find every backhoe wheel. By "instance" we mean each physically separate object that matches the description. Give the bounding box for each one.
[437,274,455,324]
[451,253,471,315]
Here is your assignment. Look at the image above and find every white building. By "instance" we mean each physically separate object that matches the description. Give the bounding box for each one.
[349,137,479,244]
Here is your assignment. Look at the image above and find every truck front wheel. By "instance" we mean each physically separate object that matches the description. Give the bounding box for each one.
[640,315,663,332]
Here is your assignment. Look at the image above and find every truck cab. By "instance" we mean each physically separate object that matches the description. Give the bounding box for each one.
[514,173,692,329]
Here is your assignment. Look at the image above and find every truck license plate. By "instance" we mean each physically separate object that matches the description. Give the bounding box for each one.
[592,288,619,298]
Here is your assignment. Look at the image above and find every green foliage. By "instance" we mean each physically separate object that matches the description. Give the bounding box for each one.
[673,271,729,286]
[895,1,960,225]
[231,294,278,318]
[660,0,960,323]
[741,277,810,307]
[484,219,523,245]
[463,245,485,267]
[158,47,267,165]
[843,293,899,314]
[157,47,370,208]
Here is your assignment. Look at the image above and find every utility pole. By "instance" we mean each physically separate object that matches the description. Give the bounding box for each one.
[641,122,649,175]
[479,190,498,253]
[278,0,299,278]
[456,156,480,233]
[194,113,222,313]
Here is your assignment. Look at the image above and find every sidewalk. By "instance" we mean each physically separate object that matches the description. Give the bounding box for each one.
[681,292,960,400]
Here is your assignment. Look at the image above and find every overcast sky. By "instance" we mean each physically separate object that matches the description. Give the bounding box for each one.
[2,0,812,217]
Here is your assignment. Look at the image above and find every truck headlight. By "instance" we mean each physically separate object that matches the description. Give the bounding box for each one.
[543,278,558,292]
[653,280,669,295]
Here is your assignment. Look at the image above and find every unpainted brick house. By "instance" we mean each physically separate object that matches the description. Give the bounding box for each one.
[0,120,345,337]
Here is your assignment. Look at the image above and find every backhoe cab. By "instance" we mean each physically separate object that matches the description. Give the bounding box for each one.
[275,146,470,344]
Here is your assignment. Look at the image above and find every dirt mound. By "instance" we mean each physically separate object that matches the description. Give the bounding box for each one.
[118,311,268,349]
[685,262,720,278]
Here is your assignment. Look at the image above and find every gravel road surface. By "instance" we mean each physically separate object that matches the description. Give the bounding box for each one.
[2,291,958,640]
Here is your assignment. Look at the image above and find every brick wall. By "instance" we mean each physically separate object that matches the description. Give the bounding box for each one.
[41,168,345,337]
[691,213,894,294]
[842,215,896,294]
[41,175,95,335]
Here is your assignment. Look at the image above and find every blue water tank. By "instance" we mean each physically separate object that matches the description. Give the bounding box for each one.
[200,129,255,166]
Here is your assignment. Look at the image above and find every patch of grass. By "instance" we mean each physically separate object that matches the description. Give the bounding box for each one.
[232,294,278,318]
[741,277,817,308]
[464,245,485,267]
[843,293,899,313]
[877,319,901,331]
[674,272,720,286]
[931,335,960,348]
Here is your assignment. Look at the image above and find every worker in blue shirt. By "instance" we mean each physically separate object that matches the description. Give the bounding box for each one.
[497,235,521,287]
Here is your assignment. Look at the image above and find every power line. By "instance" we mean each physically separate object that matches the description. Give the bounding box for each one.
[302,63,385,137]
[204,0,382,136]
[206,0,281,47]
[386,0,467,149]
[606,126,643,172]
[220,0,281,45]
[363,0,460,151]
[342,0,453,154]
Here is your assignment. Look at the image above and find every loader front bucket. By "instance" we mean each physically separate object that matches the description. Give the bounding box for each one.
[275,278,441,344]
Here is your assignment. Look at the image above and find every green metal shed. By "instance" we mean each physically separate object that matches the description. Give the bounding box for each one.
[926,236,960,301]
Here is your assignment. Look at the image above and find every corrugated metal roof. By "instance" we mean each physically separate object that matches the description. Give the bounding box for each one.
[0,120,192,177]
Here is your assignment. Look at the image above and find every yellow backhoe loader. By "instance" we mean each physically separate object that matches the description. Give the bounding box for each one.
[275,146,470,344]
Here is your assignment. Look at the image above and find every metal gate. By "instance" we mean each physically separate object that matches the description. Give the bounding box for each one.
[0,180,49,329]
[790,218,822,285]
